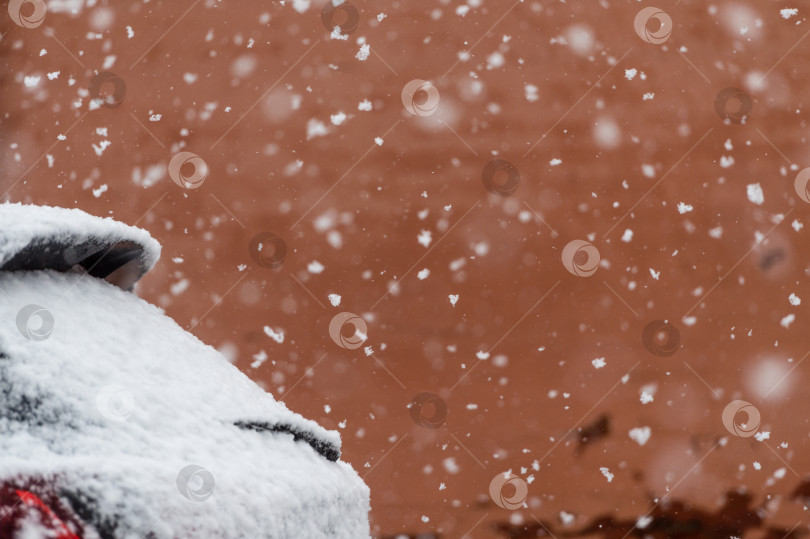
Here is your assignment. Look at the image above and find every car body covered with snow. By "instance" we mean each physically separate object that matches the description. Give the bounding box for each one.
[0,204,370,538]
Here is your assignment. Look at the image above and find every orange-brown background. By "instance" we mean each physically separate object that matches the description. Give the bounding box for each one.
[3,0,810,537]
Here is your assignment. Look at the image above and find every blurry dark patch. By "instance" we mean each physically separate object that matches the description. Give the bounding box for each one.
[574,414,610,455]
[492,489,806,538]
[759,247,785,273]
[791,477,810,502]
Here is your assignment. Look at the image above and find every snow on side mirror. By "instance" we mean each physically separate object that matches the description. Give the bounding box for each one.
[0,204,160,291]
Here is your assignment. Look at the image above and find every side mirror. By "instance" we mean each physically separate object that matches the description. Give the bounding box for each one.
[0,204,160,291]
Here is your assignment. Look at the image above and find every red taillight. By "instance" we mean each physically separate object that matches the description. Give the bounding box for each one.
[0,486,82,539]
[14,490,81,539]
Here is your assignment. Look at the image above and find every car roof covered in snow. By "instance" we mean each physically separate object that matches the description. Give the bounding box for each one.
[0,205,369,538]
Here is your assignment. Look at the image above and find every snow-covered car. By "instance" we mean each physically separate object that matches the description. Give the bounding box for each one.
[0,204,370,538]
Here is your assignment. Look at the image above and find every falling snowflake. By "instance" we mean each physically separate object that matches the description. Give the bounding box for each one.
[746,183,764,205]
[355,44,370,61]
[677,202,693,214]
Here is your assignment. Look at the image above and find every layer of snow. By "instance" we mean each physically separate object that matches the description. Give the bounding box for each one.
[0,211,369,537]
